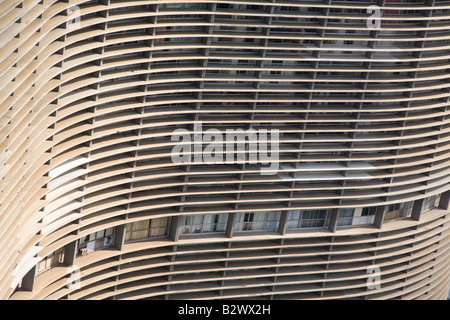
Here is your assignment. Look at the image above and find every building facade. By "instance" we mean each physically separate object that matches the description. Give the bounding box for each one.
[0,0,449,300]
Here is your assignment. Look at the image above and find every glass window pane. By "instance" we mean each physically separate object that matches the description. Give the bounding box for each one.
[105,227,114,237]
[96,230,105,239]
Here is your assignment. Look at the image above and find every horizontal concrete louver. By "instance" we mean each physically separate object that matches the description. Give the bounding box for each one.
[0,0,449,300]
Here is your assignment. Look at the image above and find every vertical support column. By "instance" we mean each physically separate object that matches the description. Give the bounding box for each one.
[169,216,182,241]
[63,241,78,266]
[225,213,235,238]
[438,190,450,210]
[21,266,37,291]
[411,198,424,221]
[278,211,288,235]
[328,208,339,233]
[114,224,126,251]
[374,205,386,229]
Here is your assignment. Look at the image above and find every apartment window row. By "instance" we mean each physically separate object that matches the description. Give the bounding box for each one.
[32,190,445,284]
[174,195,443,236]
[55,199,426,256]
[45,196,445,255]
[120,209,346,241]
[180,209,346,235]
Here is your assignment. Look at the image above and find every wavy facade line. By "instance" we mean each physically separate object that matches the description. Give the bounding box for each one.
[0,0,449,300]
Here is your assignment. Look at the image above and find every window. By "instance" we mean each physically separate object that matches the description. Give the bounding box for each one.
[422,194,441,212]
[149,217,170,237]
[299,210,330,228]
[399,201,414,217]
[234,212,281,232]
[37,248,64,275]
[337,208,354,226]
[126,220,150,241]
[125,217,170,241]
[181,214,227,234]
[384,203,404,220]
[237,212,253,231]
[361,207,376,216]
[78,227,114,253]
[286,209,331,229]
[385,204,398,213]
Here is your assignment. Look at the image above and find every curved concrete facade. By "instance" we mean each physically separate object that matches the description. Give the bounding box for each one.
[0,0,449,300]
